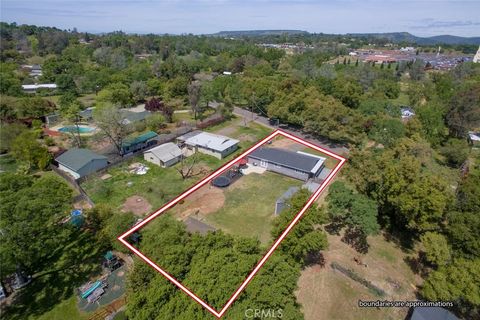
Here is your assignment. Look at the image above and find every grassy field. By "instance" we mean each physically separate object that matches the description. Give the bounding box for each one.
[82,154,225,210]
[205,172,303,244]
[296,233,420,320]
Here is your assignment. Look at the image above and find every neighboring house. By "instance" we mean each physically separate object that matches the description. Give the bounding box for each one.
[247,148,326,181]
[275,186,300,215]
[79,107,96,121]
[55,148,108,179]
[121,131,158,155]
[120,110,151,125]
[45,113,60,126]
[401,107,415,119]
[144,142,182,167]
[29,64,42,77]
[178,131,239,159]
[468,132,480,147]
[473,46,479,63]
[409,307,458,320]
[22,83,57,93]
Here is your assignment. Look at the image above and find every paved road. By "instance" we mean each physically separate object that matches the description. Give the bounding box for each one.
[233,107,349,156]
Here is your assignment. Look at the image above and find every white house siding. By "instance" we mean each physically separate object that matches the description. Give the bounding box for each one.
[58,164,81,179]
[144,152,161,166]
[247,158,310,181]
[221,145,238,158]
[144,152,180,168]
[197,146,222,159]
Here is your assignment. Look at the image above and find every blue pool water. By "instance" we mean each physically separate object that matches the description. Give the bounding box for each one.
[58,126,95,133]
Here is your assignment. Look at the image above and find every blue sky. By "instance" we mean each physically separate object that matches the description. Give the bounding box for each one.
[1,0,479,37]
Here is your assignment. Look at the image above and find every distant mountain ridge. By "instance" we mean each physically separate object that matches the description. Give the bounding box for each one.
[346,32,480,45]
[210,30,480,45]
[211,30,309,37]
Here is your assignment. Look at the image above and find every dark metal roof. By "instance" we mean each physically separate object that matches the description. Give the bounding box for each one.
[248,147,321,173]
[55,148,107,171]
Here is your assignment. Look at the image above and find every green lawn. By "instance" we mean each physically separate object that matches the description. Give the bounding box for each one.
[82,154,226,210]
[82,119,272,212]
[205,172,303,244]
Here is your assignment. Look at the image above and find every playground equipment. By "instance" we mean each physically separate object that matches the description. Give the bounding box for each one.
[103,251,122,272]
[70,209,84,228]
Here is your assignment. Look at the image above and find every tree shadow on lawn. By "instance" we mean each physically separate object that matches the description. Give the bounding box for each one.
[3,231,105,320]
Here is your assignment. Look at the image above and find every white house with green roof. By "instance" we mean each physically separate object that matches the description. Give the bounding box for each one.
[55,148,108,179]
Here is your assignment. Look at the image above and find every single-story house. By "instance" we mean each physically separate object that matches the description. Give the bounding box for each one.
[144,142,182,167]
[247,148,326,181]
[120,110,151,125]
[121,131,158,155]
[22,83,57,94]
[56,148,108,179]
[409,307,458,320]
[275,186,300,215]
[468,132,480,147]
[401,107,415,119]
[79,107,96,121]
[178,131,239,159]
[45,113,60,126]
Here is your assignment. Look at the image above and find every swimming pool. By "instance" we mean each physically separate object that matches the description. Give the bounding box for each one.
[58,126,95,133]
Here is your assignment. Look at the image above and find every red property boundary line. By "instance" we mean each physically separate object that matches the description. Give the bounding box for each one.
[118,129,347,318]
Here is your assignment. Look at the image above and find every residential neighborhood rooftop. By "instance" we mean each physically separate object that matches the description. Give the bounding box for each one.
[55,148,107,172]
[184,131,239,152]
[146,143,182,163]
[249,147,325,174]
[122,131,158,149]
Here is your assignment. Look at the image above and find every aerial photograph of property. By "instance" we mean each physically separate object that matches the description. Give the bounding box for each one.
[0,1,479,320]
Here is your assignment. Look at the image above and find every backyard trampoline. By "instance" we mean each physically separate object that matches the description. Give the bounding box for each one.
[212,176,231,187]
[212,166,242,188]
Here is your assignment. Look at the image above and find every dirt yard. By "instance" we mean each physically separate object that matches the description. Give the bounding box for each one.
[296,233,421,320]
[121,195,152,216]
[269,135,305,151]
[171,184,226,220]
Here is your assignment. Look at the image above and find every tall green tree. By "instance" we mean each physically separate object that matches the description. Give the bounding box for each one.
[0,173,73,275]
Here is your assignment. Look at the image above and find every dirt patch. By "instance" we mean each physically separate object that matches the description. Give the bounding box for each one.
[121,195,152,216]
[237,133,257,142]
[213,125,237,136]
[269,136,304,151]
[172,184,225,220]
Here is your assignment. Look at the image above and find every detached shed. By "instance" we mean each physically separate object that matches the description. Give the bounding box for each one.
[144,143,182,167]
[275,187,300,215]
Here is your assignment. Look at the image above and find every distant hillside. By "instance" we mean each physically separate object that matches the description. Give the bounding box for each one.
[346,32,480,45]
[211,30,309,37]
[210,30,480,45]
